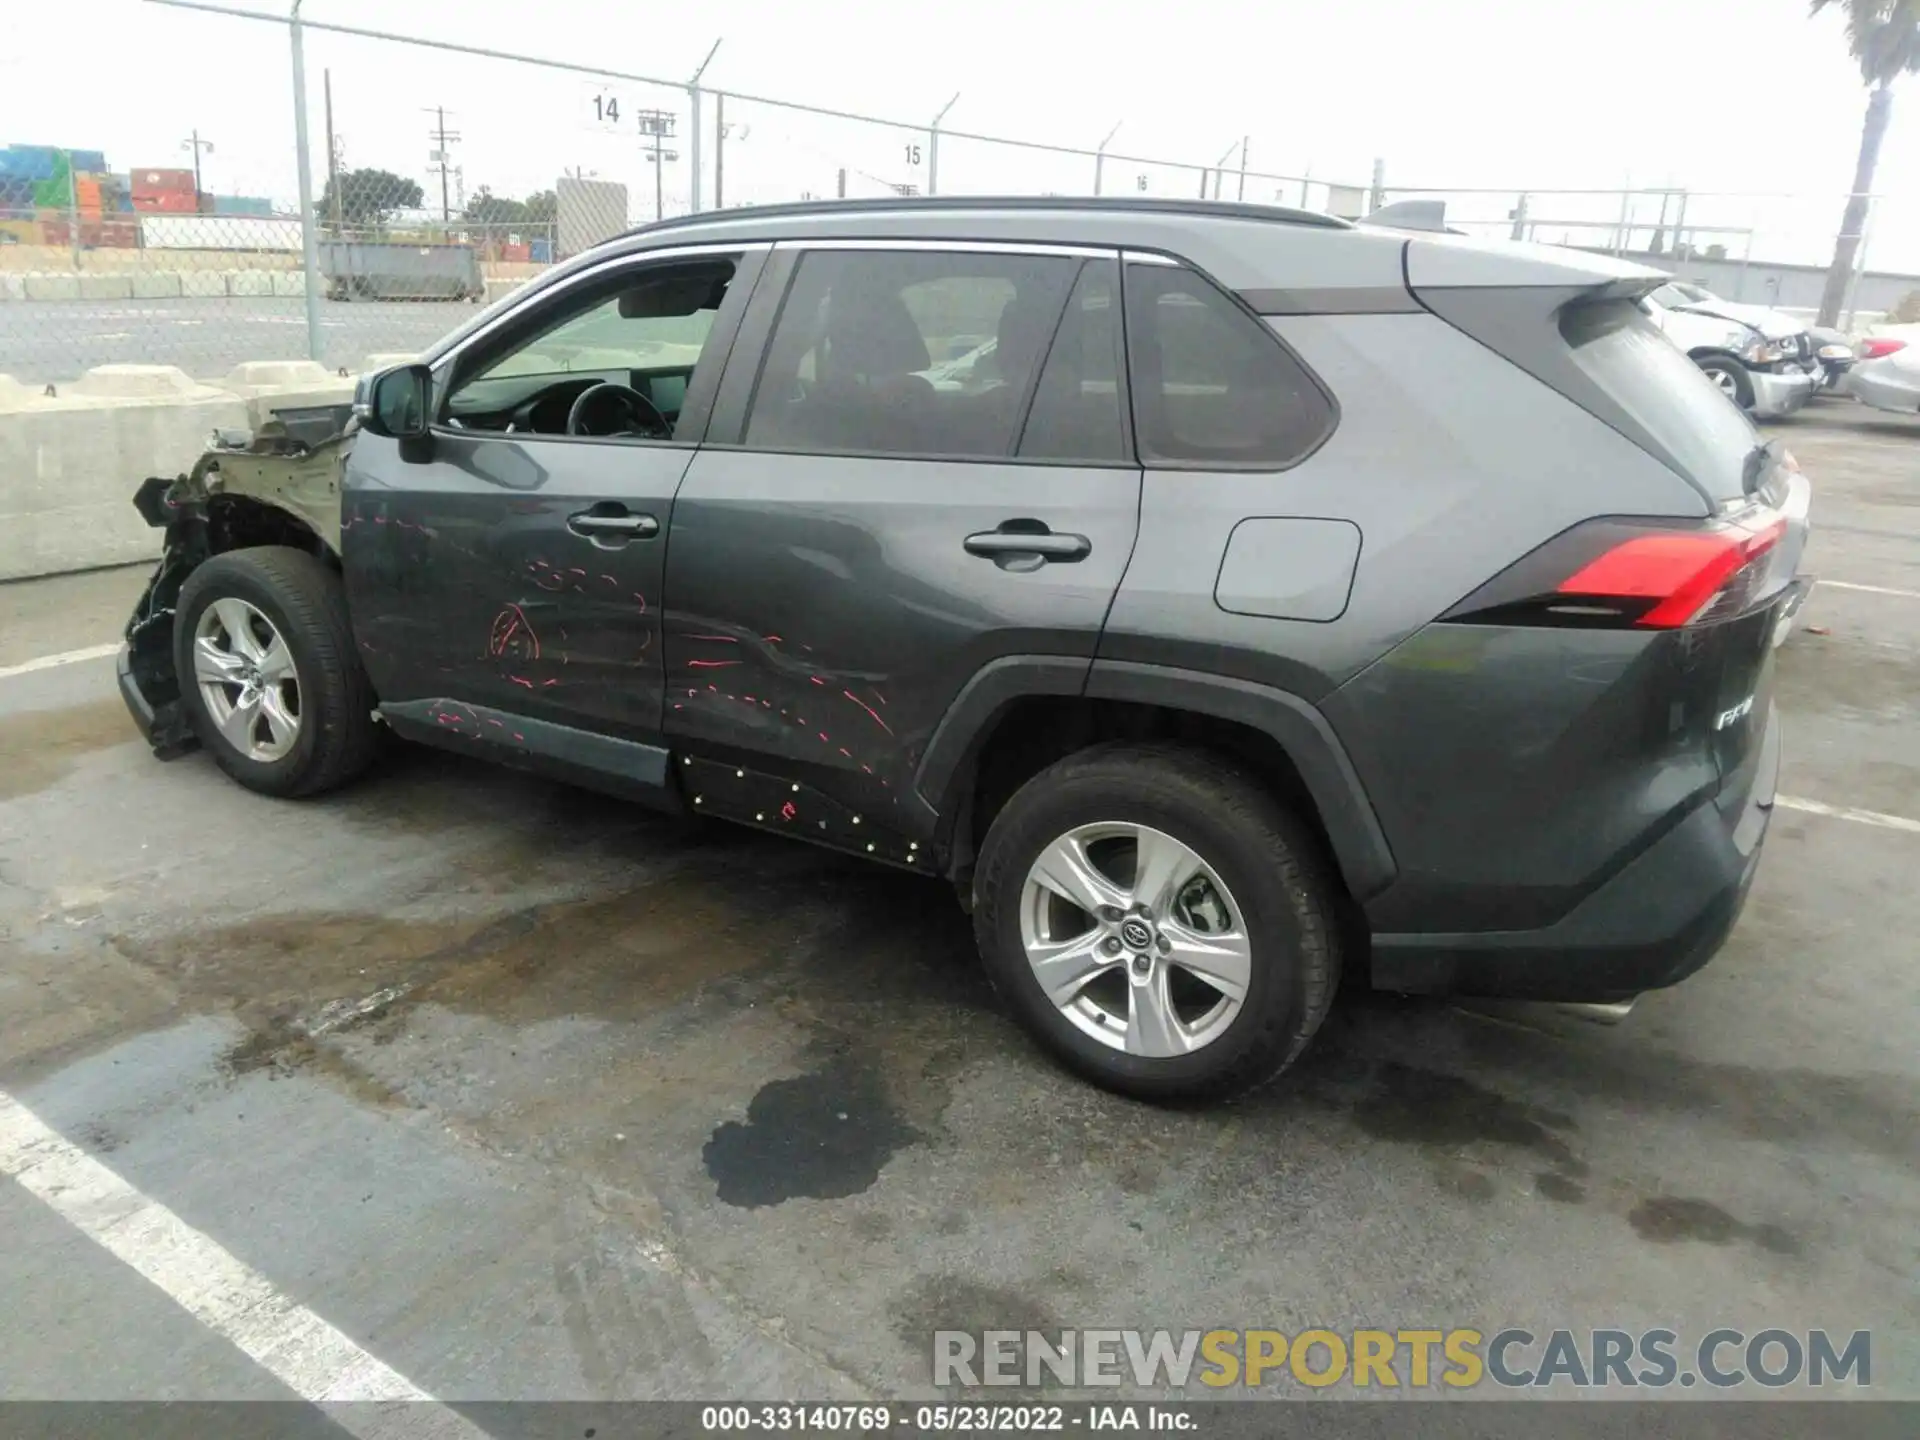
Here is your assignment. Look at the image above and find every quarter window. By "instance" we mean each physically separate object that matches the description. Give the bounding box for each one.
[744,249,1080,460]
[1124,262,1333,469]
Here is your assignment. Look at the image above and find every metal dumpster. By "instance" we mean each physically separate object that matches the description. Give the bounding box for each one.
[319,239,484,302]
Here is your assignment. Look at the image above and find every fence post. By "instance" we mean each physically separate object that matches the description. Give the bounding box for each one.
[1094,122,1121,197]
[928,92,960,196]
[687,40,722,215]
[288,0,324,363]
[1368,157,1386,215]
[1237,137,1248,202]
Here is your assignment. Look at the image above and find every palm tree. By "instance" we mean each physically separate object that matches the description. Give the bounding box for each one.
[1811,0,1920,326]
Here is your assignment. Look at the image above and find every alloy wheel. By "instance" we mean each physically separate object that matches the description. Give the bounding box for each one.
[1018,821,1251,1057]
[193,597,302,762]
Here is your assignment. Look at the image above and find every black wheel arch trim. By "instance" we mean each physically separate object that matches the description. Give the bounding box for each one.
[1083,660,1395,900]
[911,655,1396,902]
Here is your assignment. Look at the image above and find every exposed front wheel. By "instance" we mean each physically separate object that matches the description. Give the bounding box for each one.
[973,744,1341,1103]
[1696,355,1755,411]
[174,546,378,798]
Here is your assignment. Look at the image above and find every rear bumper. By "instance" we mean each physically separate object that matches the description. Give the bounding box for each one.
[1370,703,1779,1002]
[1749,365,1819,419]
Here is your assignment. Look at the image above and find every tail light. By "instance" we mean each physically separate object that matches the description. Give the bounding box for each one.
[1860,337,1908,360]
[1443,515,1786,630]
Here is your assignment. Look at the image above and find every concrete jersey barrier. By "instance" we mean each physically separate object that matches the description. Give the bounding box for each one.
[0,362,359,583]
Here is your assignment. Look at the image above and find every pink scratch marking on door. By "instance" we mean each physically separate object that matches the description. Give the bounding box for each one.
[842,690,893,736]
[686,659,741,669]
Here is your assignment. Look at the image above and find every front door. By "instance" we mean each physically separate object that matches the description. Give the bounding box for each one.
[344,245,764,749]
[662,244,1140,855]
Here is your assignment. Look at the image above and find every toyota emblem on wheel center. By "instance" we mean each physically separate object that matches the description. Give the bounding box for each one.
[1120,918,1154,950]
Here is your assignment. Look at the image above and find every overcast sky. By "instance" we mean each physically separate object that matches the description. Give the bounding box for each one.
[5,0,1916,268]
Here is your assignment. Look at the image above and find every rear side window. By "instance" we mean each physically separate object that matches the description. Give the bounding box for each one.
[744,249,1078,460]
[1561,299,1755,501]
[1124,262,1333,469]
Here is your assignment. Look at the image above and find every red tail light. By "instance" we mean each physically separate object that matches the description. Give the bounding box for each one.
[1860,337,1908,360]
[1443,516,1786,630]
[1559,520,1783,628]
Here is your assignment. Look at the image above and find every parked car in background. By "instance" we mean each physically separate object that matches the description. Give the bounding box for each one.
[1808,325,1858,392]
[1846,335,1919,417]
[1643,281,1820,418]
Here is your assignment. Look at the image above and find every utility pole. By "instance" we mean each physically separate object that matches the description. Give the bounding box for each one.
[636,109,678,223]
[714,93,724,209]
[289,0,322,361]
[1237,136,1249,201]
[425,106,461,223]
[323,69,343,233]
[180,129,214,203]
[837,168,847,199]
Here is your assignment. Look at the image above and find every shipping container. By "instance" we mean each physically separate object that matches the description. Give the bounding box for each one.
[0,146,60,181]
[500,241,531,262]
[530,237,553,264]
[319,238,484,301]
[69,150,106,175]
[133,191,201,214]
[211,194,274,216]
[132,167,196,196]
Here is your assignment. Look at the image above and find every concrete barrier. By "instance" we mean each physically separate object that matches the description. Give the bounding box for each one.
[130,272,185,300]
[483,276,528,304]
[222,361,357,430]
[76,273,134,301]
[0,274,25,301]
[23,273,82,301]
[271,271,309,297]
[228,270,275,298]
[179,270,229,298]
[0,366,249,582]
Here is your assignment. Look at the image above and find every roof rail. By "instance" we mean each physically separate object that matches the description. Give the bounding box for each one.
[621,194,1352,239]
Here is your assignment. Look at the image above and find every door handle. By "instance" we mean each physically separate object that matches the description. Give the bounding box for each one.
[568,510,659,539]
[963,527,1091,562]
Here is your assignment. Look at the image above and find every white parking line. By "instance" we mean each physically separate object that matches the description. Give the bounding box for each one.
[0,643,121,681]
[1777,795,1920,835]
[1819,579,1920,600]
[0,1090,487,1437]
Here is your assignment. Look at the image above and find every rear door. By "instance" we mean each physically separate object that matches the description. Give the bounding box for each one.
[661,241,1140,856]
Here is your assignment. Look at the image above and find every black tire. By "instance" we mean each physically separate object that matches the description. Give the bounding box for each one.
[1695,355,1755,411]
[972,743,1341,1104]
[174,546,378,798]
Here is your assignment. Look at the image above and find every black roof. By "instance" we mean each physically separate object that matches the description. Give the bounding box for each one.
[623,194,1352,241]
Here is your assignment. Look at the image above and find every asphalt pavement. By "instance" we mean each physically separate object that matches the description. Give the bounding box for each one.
[0,402,1914,1419]
[0,297,474,383]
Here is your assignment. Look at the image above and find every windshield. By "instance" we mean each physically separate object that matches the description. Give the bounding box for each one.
[1561,298,1756,502]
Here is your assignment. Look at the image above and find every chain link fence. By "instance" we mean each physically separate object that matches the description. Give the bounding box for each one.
[2,0,1914,388]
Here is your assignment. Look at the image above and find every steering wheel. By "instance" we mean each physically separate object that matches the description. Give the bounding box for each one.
[566,381,670,439]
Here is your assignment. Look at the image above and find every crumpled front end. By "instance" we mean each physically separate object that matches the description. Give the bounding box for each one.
[117,411,352,759]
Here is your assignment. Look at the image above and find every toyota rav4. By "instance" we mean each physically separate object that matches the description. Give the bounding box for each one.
[117,197,1813,1102]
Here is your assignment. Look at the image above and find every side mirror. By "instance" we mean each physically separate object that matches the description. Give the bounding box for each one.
[356,363,434,462]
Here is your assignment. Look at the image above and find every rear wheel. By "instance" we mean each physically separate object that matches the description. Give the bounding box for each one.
[174,546,378,798]
[972,743,1340,1103]
[1696,355,1754,411]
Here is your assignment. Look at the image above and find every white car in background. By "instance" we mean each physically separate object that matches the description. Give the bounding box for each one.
[1642,281,1821,419]
[1847,335,1920,418]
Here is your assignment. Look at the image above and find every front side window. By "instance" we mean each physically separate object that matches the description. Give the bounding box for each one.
[444,257,736,438]
[744,249,1080,459]
[1123,262,1334,469]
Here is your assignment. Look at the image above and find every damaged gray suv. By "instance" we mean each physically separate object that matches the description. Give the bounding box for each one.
[118,196,1812,1102]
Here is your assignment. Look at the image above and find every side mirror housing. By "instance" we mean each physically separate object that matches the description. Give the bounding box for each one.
[355,363,434,462]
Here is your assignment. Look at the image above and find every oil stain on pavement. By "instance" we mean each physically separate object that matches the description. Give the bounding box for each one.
[704,1050,921,1208]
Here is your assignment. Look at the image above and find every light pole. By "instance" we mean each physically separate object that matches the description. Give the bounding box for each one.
[1093,121,1121,197]
[637,109,678,222]
[927,92,960,197]
[181,130,214,203]
[687,38,721,215]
